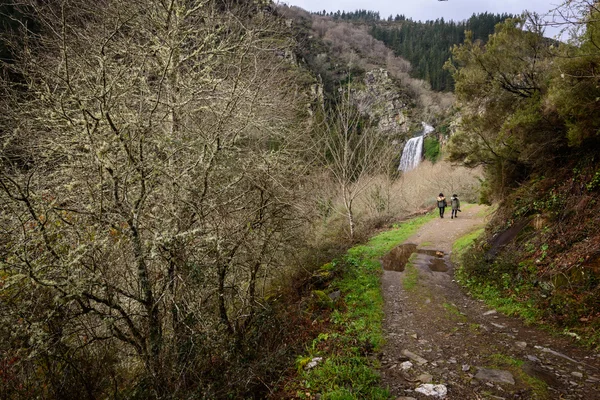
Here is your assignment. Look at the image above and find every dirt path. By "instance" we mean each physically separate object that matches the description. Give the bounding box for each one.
[380,205,600,399]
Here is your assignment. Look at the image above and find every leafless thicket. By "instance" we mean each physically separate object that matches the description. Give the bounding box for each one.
[536,0,600,41]
[349,161,483,225]
[312,88,395,238]
[0,0,312,397]
[310,157,482,240]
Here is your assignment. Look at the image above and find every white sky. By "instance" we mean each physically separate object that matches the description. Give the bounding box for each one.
[282,0,564,37]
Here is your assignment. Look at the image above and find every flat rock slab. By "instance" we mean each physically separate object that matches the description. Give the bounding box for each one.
[475,368,515,385]
[402,349,428,365]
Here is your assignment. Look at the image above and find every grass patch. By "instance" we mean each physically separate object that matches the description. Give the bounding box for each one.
[489,353,523,368]
[443,302,467,322]
[477,203,497,217]
[451,227,484,262]
[350,213,436,260]
[453,222,544,327]
[460,283,542,325]
[290,212,435,399]
[402,254,419,291]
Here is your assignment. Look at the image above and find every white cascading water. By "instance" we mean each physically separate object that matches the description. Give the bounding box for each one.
[422,122,434,135]
[397,122,434,172]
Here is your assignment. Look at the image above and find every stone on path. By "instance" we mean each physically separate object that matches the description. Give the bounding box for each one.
[535,346,580,364]
[415,383,448,397]
[400,361,413,370]
[526,355,541,363]
[417,373,433,383]
[475,368,515,385]
[402,349,428,365]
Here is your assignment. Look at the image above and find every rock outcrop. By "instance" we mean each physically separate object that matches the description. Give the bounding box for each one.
[352,68,411,135]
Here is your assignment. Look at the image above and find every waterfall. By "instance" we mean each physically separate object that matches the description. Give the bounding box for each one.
[398,136,424,172]
[397,122,433,172]
[422,122,434,135]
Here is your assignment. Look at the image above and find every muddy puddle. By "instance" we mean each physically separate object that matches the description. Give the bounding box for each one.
[381,244,449,272]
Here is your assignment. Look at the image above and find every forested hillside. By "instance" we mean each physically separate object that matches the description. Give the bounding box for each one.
[304,9,512,92]
[370,13,513,91]
[281,5,454,120]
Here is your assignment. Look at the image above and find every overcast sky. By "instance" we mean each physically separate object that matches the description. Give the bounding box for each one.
[282,0,564,37]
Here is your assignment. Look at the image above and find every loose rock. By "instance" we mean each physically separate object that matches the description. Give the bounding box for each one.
[328,290,341,301]
[415,383,448,397]
[402,349,428,366]
[526,355,541,363]
[475,368,515,385]
[401,361,413,371]
[304,357,323,370]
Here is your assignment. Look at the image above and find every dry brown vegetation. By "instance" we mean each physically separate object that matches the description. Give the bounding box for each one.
[311,161,482,240]
[279,5,455,119]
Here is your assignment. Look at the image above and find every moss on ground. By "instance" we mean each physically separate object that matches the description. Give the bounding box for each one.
[289,212,435,399]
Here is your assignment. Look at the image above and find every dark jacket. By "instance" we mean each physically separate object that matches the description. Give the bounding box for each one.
[451,196,460,210]
[437,196,447,208]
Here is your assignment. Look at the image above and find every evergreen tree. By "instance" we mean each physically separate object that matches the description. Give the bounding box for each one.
[370,13,513,91]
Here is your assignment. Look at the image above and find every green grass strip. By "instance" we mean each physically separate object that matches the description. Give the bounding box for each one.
[453,227,543,325]
[293,212,435,399]
[402,254,419,291]
[451,227,484,262]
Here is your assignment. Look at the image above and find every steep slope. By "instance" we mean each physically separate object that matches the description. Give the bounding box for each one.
[447,10,600,347]
[278,5,454,125]
[371,12,513,91]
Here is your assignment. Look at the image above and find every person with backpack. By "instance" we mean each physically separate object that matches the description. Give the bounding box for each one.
[450,194,461,219]
[437,193,447,218]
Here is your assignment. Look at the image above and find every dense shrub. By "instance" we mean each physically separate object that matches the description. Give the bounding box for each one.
[423,136,440,162]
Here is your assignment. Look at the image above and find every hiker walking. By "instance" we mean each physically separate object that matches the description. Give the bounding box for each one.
[437,193,447,218]
[450,194,461,219]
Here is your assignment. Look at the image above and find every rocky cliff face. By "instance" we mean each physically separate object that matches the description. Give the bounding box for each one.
[352,69,412,135]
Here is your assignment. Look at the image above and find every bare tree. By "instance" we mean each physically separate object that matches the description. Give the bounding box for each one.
[0,0,310,397]
[315,87,394,238]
